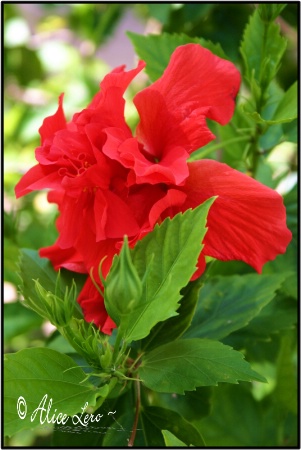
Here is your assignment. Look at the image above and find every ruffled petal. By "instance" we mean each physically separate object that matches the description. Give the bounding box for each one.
[73,61,145,132]
[15,164,62,198]
[39,243,86,273]
[39,94,66,144]
[180,160,292,272]
[103,128,189,186]
[134,44,240,155]
[148,188,187,229]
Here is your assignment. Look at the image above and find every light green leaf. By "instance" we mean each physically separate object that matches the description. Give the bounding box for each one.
[184,273,285,340]
[162,430,187,447]
[113,199,215,343]
[4,348,106,437]
[257,3,287,22]
[138,339,266,394]
[272,81,298,123]
[240,9,287,89]
[128,32,228,81]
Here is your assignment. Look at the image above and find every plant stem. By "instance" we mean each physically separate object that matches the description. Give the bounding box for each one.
[128,379,141,447]
[112,330,123,366]
[189,135,249,161]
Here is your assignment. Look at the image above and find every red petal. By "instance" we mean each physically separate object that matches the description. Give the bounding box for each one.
[134,44,240,155]
[99,60,146,97]
[39,243,86,273]
[103,190,140,239]
[15,164,62,198]
[103,129,189,186]
[77,278,116,334]
[74,61,145,132]
[148,188,187,229]
[39,94,66,144]
[181,160,292,272]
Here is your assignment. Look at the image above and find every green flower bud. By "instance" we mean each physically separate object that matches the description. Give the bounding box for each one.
[104,236,143,324]
[100,343,113,370]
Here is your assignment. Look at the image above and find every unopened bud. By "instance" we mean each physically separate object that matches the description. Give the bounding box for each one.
[104,236,142,324]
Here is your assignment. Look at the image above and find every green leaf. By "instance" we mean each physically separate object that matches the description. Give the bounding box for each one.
[244,293,297,337]
[152,387,212,422]
[217,105,254,165]
[139,406,205,447]
[257,4,287,22]
[283,118,297,143]
[162,430,187,447]
[112,199,215,343]
[184,273,285,340]
[128,32,228,81]
[4,348,106,437]
[138,339,265,394]
[240,9,287,89]
[4,302,43,343]
[52,387,134,447]
[18,249,86,322]
[272,81,298,122]
[141,278,202,352]
[274,332,297,414]
[262,185,297,299]
[198,384,275,446]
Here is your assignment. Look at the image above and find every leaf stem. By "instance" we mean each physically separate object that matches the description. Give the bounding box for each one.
[189,136,249,161]
[128,379,141,447]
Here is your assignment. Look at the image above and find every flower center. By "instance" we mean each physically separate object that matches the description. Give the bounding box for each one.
[58,153,91,178]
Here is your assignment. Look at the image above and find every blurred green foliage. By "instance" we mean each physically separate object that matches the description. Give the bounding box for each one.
[3,3,298,447]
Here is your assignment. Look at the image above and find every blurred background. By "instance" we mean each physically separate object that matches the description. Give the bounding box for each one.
[3,3,298,446]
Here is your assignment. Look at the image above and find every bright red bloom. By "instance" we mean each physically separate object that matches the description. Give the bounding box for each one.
[15,44,292,334]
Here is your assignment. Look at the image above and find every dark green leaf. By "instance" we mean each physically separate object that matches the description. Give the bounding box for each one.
[4,302,43,343]
[274,332,297,414]
[246,293,297,337]
[262,185,297,299]
[138,406,205,447]
[152,387,212,422]
[184,274,285,340]
[141,278,202,352]
[198,384,276,446]
[283,119,297,143]
[19,249,86,321]
[139,339,265,394]
[52,386,134,447]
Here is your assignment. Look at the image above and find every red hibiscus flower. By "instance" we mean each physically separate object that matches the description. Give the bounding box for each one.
[15,44,292,335]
